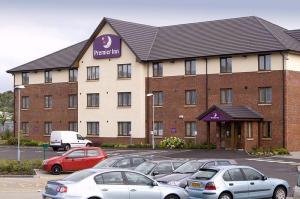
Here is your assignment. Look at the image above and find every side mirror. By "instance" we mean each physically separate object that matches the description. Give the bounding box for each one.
[152,181,158,186]
[152,171,159,176]
[262,176,268,181]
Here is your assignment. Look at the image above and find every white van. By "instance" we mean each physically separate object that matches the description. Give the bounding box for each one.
[49,131,92,151]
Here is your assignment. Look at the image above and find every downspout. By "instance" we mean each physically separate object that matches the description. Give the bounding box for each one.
[205,58,208,110]
[280,52,286,148]
[13,74,16,137]
[146,62,150,144]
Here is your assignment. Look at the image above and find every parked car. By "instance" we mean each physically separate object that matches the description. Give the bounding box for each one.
[135,159,187,179]
[186,165,289,199]
[50,130,92,151]
[42,169,190,199]
[43,147,107,175]
[157,159,236,188]
[294,175,300,198]
[93,155,149,169]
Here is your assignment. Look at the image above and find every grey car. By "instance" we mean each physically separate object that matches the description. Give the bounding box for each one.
[42,168,189,199]
[157,159,236,188]
[135,160,187,179]
[186,165,289,199]
[93,156,149,170]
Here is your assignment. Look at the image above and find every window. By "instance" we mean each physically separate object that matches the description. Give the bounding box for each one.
[132,158,145,167]
[44,122,52,135]
[259,87,272,104]
[220,88,232,104]
[22,72,29,85]
[44,95,53,108]
[259,54,271,71]
[21,122,29,134]
[242,168,263,181]
[87,122,99,136]
[69,69,78,82]
[67,150,85,158]
[22,96,29,109]
[246,122,253,138]
[118,64,131,78]
[203,162,215,168]
[125,172,153,186]
[69,94,78,108]
[153,162,173,174]
[44,71,52,83]
[185,60,196,75]
[118,92,131,107]
[220,57,232,73]
[87,93,99,107]
[87,66,99,80]
[87,150,100,157]
[69,122,78,132]
[173,162,184,169]
[217,161,231,166]
[185,90,197,105]
[228,168,245,181]
[153,62,163,77]
[223,171,232,181]
[153,91,163,106]
[185,122,197,137]
[118,122,131,136]
[114,159,131,168]
[154,121,163,136]
[262,121,272,138]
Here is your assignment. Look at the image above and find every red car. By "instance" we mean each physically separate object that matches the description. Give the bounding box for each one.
[42,147,107,175]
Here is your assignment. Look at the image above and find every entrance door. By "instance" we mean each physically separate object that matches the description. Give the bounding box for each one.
[235,122,243,149]
[220,122,232,149]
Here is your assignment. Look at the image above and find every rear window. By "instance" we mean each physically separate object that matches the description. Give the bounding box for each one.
[63,170,96,182]
[93,158,117,168]
[191,169,218,180]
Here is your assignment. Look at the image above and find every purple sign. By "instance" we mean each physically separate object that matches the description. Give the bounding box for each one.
[202,110,229,122]
[93,34,121,59]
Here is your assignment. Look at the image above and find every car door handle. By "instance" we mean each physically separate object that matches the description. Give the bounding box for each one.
[250,182,255,185]
[101,188,108,191]
[229,183,234,186]
[130,189,136,192]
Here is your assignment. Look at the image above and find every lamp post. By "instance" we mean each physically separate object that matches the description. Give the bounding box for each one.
[147,93,155,150]
[15,85,25,162]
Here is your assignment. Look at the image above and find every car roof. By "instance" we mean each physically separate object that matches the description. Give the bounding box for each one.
[145,159,187,163]
[208,165,253,170]
[107,155,148,160]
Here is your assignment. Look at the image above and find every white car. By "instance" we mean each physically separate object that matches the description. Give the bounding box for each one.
[50,131,92,151]
[42,169,189,199]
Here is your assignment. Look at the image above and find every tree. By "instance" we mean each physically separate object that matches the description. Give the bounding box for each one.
[0,91,13,113]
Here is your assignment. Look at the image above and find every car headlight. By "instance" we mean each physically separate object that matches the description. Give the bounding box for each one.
[42,160,48,165]
[168,181,180,186]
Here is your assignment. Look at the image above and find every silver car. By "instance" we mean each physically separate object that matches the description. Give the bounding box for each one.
[42,168,189,199]
[186,165,289,199]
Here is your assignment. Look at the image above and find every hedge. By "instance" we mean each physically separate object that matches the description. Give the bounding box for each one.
[0,160,42,175]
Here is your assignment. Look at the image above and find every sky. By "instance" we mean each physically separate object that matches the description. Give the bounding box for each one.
[1,0,300,92]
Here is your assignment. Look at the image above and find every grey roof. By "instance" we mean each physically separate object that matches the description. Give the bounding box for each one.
[286,29,300,41]
[7,40,87,73]
[198,105,263,121]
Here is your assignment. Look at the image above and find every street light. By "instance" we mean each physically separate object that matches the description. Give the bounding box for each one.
[147,93,155,150]
[15,85,25,162]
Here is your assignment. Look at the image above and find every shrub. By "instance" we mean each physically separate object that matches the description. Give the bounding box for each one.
[101,143,116,148]
[0,130,12,140]
[250,147,289,156]
[7,136,17,145]
[128,143,151,148]
[184,143,216,149]
[0,160,42,175]
[160,137,185,149]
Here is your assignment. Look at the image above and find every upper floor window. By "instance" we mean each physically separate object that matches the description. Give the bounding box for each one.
[69,69,78,82]
[153,63,163,77]
[118,64,131,78]
[220,88,232,104]
[87,122,99,136]
[87,66,99,80]
[118,92,131,107]
[262,121,272,138]
[69,94,78,108]
[21,122,29,134]
[220,57,232,73]
[44,95,53,108]
[22,96,29,109]
[153,91,164,106]
[45,71,52,83]
[22,72,29,85]
[69,122,78,132]
[185,90,197,105]
[258,55,271,71]
[259,87,272,104]
[185,122,197,137]
[118,122,131,136]
[87,93,99,107]
[154,121,163,136]
[185,60,196,75]
[44,122,52,135]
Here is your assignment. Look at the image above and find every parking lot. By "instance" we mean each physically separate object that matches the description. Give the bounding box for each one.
[0,146,298,198]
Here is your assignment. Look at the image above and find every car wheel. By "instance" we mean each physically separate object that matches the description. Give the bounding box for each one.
[164,194,179,199]
[52,147,58,151]
[273,186,286,199]
[219,192,232,199]
[64,144,71,151]
[86,143,92,147]
[51,165,62,175]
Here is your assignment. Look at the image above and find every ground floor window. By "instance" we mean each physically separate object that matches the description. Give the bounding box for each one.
[21,122,29,134]
[154,121,163,136]
[118,122,131,136]
[44,122,52,135]
[246,122,253,139]
[185,121,197,137]
[87,122,99,136]
[262,121,272,138]
[69,122,78,132]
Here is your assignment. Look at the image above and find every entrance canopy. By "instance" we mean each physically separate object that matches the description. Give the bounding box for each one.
[197,105,263,122]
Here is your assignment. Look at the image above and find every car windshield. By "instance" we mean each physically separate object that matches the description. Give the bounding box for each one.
[63,170,96,182]
[93,158,117,168]
[191,169,218,180]
[135,162,157,175]
[173,161,204,174]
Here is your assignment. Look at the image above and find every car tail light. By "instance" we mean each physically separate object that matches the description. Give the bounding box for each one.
[56,185,68,193]
[205,182,216,190]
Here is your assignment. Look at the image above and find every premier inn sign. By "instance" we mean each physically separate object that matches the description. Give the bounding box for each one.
[93,34,121,59]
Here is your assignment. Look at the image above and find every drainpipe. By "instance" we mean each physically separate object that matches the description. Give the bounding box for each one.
[146,62,150,144]
[280,52,286,148]
[205,58,208,110]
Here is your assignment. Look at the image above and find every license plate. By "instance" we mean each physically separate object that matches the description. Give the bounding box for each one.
[191,182,201,188]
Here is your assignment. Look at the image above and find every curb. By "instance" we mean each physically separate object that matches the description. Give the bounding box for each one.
[0,169,37,178]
